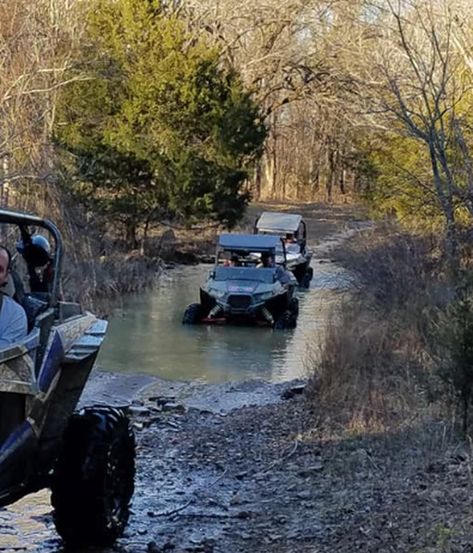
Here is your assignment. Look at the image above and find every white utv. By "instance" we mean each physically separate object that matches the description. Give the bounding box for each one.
[254,211,313,288]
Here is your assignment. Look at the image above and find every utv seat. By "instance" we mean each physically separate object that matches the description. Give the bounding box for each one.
[3,273,49,331]
[22,294,50,331]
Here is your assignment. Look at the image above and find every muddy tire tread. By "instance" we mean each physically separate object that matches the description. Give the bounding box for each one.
[51,406,135,547]
[274,310,297,330]
[302,267,313,288]
[182,303,203,324]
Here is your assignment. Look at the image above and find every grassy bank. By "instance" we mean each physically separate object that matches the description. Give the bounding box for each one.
[305,224,459,436]
[300,225,473,550]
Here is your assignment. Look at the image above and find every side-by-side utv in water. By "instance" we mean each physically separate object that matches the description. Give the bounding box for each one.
[0,208,134,548]
[182,233,299,329]
[254,211,313,288]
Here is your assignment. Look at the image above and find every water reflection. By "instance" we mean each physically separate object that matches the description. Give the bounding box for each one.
[97,261,349,383]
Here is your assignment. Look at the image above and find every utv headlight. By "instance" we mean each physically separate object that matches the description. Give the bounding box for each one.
[254,291,273,302]
[212,290,227,299]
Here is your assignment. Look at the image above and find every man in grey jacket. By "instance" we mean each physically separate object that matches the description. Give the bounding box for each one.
[0,246,27,348]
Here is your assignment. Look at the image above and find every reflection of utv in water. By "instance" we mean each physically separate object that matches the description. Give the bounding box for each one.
[182,234,298,328]
[0,208,134,548]
[254,211,313,288]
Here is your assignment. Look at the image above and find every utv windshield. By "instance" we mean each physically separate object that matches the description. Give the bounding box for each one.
[213,266,276,284]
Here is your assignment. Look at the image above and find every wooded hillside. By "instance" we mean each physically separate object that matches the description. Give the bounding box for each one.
[2,0,473,251]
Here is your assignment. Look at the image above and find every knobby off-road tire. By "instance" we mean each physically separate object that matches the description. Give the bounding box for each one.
[302,267,313,289]
[274,309,297,330]
[182,303,203,325]
[51,406,135,548]
[289,297,299,318]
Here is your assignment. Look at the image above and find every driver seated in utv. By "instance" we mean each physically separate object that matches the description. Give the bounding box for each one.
[254,211,313,287]
[182,233,299,328]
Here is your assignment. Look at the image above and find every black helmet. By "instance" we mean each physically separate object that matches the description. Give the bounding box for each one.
[16,234,51,267]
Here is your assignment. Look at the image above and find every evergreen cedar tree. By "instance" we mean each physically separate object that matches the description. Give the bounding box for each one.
[55,0,266,245]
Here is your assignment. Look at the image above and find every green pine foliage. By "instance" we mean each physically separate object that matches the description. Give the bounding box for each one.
[55,0,266,244]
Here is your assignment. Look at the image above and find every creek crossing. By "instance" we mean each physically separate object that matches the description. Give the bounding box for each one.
[0,216,363,551]
[96,254,352,383]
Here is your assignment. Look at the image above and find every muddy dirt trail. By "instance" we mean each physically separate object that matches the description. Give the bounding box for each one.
[5,380,472,553]
[122,386,473,553]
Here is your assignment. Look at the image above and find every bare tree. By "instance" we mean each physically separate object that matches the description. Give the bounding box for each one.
[0,0,88,209]
[178,0,362,200]
[363,0,473,263]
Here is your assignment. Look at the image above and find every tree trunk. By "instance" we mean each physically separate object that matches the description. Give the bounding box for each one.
[271,140,278,198]
[340,168,346,195]
[310,162,320,197]
[263,153,274,198]
[253,161,262,200]
[326,149,335,202]
[140,220,150,256]
[125,220,138,249]
[428,143,458,271]
[2,154,10,207]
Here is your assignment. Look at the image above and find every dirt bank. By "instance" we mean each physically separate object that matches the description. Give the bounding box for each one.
[121,383,473,553]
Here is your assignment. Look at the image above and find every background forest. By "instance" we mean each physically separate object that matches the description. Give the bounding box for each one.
[2,0,473,262]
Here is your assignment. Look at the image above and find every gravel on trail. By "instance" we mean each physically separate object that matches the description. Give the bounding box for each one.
[119,381,473,553]
[1,356,472,553]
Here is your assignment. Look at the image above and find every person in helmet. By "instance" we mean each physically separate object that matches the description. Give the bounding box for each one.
[17,233,53,294]
[257,252,275,268]
[0,245,27,348]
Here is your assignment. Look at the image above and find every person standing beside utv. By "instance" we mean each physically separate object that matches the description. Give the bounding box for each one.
[0,246,27,348]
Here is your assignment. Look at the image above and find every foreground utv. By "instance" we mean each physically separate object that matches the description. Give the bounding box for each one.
[183,234,299,328]
[254,211,313,287]
[0,208,134,548]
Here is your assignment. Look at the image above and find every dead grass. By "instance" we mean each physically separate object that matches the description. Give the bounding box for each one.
[62,252,163,315]
[306,225,453,435]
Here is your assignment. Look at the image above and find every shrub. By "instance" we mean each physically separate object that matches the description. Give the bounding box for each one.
[434,275,473,434]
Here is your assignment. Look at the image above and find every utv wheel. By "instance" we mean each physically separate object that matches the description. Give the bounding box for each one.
[274,310,297,330]
[302,267,313,288]
[182,303,203,324]
[289,297,299,317]
[51,406,135,548]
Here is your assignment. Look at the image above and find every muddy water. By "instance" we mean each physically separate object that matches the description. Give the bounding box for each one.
[96,257,351,383]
